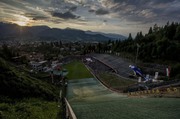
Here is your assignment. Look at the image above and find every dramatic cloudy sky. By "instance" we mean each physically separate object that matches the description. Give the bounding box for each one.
[0,0,180,37]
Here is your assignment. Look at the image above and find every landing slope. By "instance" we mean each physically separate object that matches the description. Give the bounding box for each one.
[67,78,180,119]
[65,60,180,119]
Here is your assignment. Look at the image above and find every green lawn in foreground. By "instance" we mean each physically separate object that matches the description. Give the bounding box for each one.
[63,60,93,80]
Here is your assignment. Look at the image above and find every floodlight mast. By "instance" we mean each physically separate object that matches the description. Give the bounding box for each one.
[135,44,140,64]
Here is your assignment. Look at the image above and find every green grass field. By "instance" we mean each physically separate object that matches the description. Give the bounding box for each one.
[63,60,93,80]
[67,78,180,119]
[97,72,136,90]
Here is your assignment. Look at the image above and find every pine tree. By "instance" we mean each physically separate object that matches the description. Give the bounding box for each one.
[127,33,133,40]
[148,27,153,34]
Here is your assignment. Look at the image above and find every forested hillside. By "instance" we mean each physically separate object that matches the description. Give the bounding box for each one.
[112,22,180,62]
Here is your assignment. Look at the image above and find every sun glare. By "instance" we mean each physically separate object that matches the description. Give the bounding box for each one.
[15,21,28,26]
[12,15,31,26]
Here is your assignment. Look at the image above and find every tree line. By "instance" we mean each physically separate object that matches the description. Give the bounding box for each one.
[83,22,180,78]
[84,22,180,62]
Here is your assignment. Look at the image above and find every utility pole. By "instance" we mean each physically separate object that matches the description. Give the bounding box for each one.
[51,70,54,84]
[135,43,140,64]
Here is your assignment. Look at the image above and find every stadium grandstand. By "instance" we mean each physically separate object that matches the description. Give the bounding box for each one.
[89,53,134,78]
[83,57,114,73]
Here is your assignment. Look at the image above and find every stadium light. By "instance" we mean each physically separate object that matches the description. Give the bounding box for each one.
[135,43,140,64]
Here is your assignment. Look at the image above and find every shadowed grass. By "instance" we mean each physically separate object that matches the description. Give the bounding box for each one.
[97,72,136,90]
[0,98,61,119]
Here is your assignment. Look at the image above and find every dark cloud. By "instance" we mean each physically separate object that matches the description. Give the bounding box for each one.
[111,0,175,6]
[23,13,48,20]
[150,0,176,4]
[95,8,109,15]
[32,16,49,20]
[51,11,80,19]
[69,6,77,11]
[102,0,180,23]
[88,9,95,13]
[63,5,77,11]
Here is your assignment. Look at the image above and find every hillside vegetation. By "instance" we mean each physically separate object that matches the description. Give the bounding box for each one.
[0,58,58,100]
[0,57,61,118]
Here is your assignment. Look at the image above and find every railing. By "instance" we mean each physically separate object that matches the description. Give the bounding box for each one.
[128,87,180,97]
[65,98,77,119]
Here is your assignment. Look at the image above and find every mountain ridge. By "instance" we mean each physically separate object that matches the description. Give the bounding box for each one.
[0,22,126,42]
[85,31,126,40]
